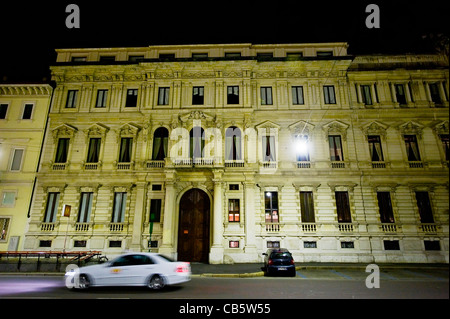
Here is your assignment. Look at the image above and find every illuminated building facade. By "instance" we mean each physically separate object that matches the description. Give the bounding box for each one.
[23,43,449,263]
[0,83,53,251]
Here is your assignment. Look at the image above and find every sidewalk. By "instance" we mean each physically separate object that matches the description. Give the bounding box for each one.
[190,262,449,277]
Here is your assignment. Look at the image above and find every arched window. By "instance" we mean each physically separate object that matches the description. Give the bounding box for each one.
[190,127,205,159]
[225,126,241,160]
[152,127,169,160]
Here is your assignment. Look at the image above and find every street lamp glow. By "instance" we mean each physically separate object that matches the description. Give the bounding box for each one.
[295,136,309,156]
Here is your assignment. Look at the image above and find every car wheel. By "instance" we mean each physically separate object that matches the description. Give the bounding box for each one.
[77,274,91,290]
[148,275,165,290]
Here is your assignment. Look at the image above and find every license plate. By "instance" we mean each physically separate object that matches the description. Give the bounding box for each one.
[278,267,287,271]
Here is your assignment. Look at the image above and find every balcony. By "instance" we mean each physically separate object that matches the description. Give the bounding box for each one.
[408,161,424,168]
[225,160,245,168]
[331,161,346,169]
[84,162,100,170]
[52,163,67,171]
[117,162,133,170]
[419,223,438,233]
[338,223,354,232]
[40,222,55,232]
[265,223,280,232]
[371,161,386,168]
[146,160,165,168]
[301,223,317,232]
[110,223,125,232]
[75,223,90,231]
[296,161,311,168]
[261,161,277,169]
[380,223,398,233]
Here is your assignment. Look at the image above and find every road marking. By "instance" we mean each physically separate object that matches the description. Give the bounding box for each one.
[296,271,307,279]
[329,270,352,280]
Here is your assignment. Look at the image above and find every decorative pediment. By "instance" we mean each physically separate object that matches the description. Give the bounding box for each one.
[117,123,141,137]
[361,121,389,137]
[52,123,78,140]
[179,110,215,123]
[398,121,424,138]
[85,123,110,137]
[434,120,449,135]
[288,120,315,136]
[255,120,281,130]
[322,120,349,140]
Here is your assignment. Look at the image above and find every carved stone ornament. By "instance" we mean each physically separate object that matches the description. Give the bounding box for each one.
[322,120,349,141]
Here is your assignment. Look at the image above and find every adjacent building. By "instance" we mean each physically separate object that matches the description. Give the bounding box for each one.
[0,83,53,251]
[23,43,449,263]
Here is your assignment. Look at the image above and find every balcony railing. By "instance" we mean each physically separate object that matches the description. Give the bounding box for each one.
[261,161,277,169]
[296,161,311,168]
[419,223,437,233]
[265,223,280,232]
[146,160,165,168]
[380,223,398,233]
[84,163,100,170]
[40,223,55,232]
[110,223,125,232]
[117,162,132,170]
[331,161,346,168]
[75,223,90,231]
[301,223,317,232]
[52,163,67,171]
[372,161,386,168]
[338,223,354,232]
[408,161,424,168]
[225,160,245,167]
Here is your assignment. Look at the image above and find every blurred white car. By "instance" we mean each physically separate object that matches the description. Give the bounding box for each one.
[65,252,190,290]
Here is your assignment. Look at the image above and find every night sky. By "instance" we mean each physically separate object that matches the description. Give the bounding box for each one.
[0,0,448,83]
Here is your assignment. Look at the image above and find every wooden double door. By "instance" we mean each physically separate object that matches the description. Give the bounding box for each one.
[177,189,210,263]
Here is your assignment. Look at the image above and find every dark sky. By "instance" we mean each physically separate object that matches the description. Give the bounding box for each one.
[0,0,448,83]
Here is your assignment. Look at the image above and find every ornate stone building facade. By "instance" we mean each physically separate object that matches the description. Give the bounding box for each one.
[23,43,449,263]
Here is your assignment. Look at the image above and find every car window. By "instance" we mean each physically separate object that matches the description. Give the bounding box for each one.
[111,255,154,266]
[270,252,292,259]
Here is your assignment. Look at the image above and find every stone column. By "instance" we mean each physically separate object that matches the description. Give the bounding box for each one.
[159,171,177,259]
[210,170,224,264]
[243,181,258,261]
[130,182,146,251]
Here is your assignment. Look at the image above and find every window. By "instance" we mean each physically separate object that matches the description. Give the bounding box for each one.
[86,138,101,163]
[228,199,240,222]
[190,127,205,159]
[119,138,133,163]
[257,53,273,60]
[229,241,239,248]
[1,191,16,207]
[317,51,333,57]
[424,241,440,251]
[1,218,10,240]
[152,127,169,161]
[304,241,317,248]
[128,55,144,62]
[77,192,93,223]
[335,191,351,223]
[109,240,122,248]
[341,242,354,249]
[262,135,276,161]
[192,53,208,59]
[368,135,384,162]
[159,53,175,60]
[415,191,434,223]
[44,192,60,223]
[225,52,241,58]
[394,84,407,105]
[377,192,395,223]
[99,56,116,62]
[384,240,400,250]
[260,87,273,105]
[95,90,108,107]
[227,86,239,104]
[300,191,315,223]
[152,184,162,191]
[74,240,87,248]
[429,83,442,104]
[267,241,280,248]
[292,86,304,105]
[192,86,204,105]
[229,184,239,191]
[22,104,33,119]
[150,199,162,222]
[125,89,138,107]
[158,87,170,105]
[286,52,303,59]
[295,135,310,161]
[328,135,344,161]
[39,240,52,248]
[65,90,78,108]
[404,135,421,161]
[71,56,86,62]
[55,138,69,163]
[0,104,8,119]
[112,192,127,223]
[323,85,336,104]
[361,85,373,105]
[265,191,278,223]
[225,126,242,161]
[439,134,449,161]
[10,149,24,171]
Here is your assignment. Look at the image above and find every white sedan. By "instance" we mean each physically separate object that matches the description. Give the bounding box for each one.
[65,252,191,290]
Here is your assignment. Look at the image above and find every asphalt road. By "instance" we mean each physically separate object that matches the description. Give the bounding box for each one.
[0,267,448,300]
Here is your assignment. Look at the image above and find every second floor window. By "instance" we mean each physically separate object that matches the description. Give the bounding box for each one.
[404,135,421,161]
[10,149,24,171]
[394,84,407,105]
[150,199,162,222]
[329,135,344,161]
[429,83,442,105]
[228,199,240,222]
[361,85,373,105]
[22,104,33,119]
[262,135,276,162]
[368,135,384,162]
[190,127,205,159]
[300,191,315,223]
[439,134,449,161]
[377,192,395,223]
[415,191,434,223]
[119,137,133,163]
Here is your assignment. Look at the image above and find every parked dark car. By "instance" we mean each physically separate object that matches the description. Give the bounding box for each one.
[262,248,296,277]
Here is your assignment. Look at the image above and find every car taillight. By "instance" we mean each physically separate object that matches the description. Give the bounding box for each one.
[268,259,273,265]
[176,262,190,273]
[290,259,295,265]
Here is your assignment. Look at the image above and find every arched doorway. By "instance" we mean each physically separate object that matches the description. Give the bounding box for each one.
[177,188,210,263]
